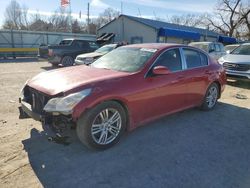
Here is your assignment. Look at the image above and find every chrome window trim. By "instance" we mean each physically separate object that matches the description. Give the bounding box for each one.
[181,47,210,70]
[144,46,210,78]
[144,47,184,78]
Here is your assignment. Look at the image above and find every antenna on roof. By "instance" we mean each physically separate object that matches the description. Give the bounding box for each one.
[138,8,141,17]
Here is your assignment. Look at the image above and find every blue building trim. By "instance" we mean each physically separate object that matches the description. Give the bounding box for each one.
[158,28,201,40]
[218,36,237,44]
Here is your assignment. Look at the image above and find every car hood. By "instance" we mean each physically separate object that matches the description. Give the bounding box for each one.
[77,52,103,58]
[27,65,130,96]
[222,54,250,64]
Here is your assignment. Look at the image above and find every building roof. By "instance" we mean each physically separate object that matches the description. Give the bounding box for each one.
[99,14,219,38]
[125,15,219,37]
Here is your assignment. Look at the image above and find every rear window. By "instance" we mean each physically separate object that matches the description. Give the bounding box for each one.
[189,43,209,52]
[89,42,99,50]
[183,48,208,69]
[59,40,73,46]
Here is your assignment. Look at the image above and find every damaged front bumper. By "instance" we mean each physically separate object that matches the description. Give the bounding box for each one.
[19,98,75,132]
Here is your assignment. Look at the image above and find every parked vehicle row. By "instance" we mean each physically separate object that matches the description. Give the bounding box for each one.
[47,39,99,66]
[74,43,125,65]
[189,42,226,60]
[20,43,226,150]
[189,42,250,81]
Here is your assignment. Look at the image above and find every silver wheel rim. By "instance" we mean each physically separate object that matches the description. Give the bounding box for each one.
[206,86,218,108]
[91,108,122,145]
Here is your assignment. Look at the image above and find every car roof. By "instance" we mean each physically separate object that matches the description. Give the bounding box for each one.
[123,43,184,50]
[242,43,250,46]
[62,38,92,41]
[189,42,222,45]
[102,44,117,47]
[225,44,240,46]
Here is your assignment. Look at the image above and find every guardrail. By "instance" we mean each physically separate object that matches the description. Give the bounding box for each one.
[0,48,38,52]
[0,48,38,58]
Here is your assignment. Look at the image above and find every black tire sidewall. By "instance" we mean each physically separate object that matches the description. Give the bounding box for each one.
[201,83,219,111]
[62,56,74,66]
[76,101,127,150]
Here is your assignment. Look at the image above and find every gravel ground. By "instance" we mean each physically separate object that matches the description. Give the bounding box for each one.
[0,60,249,188]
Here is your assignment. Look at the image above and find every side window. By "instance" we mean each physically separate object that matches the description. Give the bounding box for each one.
[215,44,221,52]
[209,44,215,52]
[74,40,89,49]
[183,49,203,69]
[200,52,208,66]
[154,49,182,72]
[219,44,225,52]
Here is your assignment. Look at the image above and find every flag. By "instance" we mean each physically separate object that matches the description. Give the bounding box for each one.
[61,0,70,8]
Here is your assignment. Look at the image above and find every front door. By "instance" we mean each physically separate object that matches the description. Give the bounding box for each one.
[131,48,189,124]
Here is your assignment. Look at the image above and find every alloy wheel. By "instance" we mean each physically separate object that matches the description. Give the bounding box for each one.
[91,108,122,145]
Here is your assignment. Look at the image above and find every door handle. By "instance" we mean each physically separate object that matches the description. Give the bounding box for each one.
[177,75,184,79]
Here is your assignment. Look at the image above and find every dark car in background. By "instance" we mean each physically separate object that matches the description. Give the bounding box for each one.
[75,43,124,65]
[47,39,99,66]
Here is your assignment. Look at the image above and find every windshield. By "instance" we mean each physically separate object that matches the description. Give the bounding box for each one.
[190,43,209,52]
[91,47,157,72]
[231,44,250,55]
[225,45,238,52]
[96,45,116,54]
[59,40,73,46]
[89,42,99,50]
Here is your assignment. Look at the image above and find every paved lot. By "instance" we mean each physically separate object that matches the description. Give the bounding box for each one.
[0,60,249,188]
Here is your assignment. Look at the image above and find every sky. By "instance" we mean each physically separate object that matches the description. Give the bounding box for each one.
[0,0,219,25]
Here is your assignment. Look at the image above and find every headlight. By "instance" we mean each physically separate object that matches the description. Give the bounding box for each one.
[20,79,29,97]
[218,57,224,65]
[84,57,94,64]
[44,88,92,115]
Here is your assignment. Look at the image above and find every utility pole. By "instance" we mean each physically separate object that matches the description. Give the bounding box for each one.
[69,0,73,33]
[87,2,90,34]
[121,1,123,15]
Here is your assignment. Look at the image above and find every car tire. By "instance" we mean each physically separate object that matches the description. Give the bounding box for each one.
[200,83,219,111]
[76,101,127,150]
[61,56,74,66]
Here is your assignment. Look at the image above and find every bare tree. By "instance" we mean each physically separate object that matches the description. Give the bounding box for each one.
[94,8,119,29]
[72,19,81,33]
[207,0,250,37]
[3,0,25,29]
[49,8,72,32]
[167,14,207,28]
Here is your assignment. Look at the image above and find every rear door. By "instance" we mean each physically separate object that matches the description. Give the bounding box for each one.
[180,48,210,106]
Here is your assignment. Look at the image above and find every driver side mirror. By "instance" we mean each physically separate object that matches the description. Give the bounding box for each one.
[152,66,171,75]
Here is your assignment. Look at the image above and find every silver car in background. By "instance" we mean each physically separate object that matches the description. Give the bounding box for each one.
[189,42,226,60]
[218,43,250,80]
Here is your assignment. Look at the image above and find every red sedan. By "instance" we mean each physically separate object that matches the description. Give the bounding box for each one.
[20,43,226,150]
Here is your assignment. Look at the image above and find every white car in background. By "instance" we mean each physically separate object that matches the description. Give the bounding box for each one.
[189,42,226,60]
[218,43,250,80]
[75,44,122,65]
